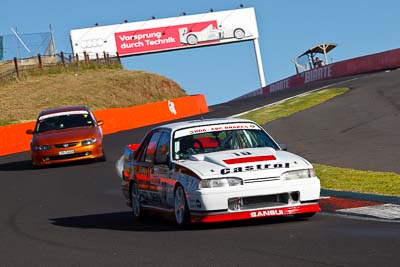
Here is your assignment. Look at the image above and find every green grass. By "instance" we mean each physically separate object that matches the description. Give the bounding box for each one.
[240,88,348,124]
[315,164,400,196]
[239,88,400,196]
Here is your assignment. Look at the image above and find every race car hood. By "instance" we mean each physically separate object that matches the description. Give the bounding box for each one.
[176,147,312,178]
[32,127,99,145]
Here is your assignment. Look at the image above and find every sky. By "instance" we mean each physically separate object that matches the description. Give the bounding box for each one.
[1,0,399,105]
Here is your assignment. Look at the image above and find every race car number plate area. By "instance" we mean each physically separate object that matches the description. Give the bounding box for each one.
[59,150,75,155]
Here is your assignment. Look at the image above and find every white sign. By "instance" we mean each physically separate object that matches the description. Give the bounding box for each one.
[70,8,259,58]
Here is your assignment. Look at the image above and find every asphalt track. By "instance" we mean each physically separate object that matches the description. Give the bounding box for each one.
[0,70,399,266]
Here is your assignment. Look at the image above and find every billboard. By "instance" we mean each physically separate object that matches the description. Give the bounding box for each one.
[70,8,258,58]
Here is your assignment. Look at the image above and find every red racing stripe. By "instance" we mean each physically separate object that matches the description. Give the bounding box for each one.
[223,155,276,164]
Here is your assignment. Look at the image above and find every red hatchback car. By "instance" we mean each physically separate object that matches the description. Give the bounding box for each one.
[26,106,105,166]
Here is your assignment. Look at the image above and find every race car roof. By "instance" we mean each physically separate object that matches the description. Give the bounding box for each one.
[38,106,90,117]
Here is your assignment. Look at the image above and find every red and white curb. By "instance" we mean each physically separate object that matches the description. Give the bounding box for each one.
[319,196,400,221]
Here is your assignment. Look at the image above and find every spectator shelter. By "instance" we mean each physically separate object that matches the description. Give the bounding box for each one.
[293,43,337,73]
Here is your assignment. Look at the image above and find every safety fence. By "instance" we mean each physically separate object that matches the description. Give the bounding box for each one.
[0,94,209,156]
[0,51,121,84]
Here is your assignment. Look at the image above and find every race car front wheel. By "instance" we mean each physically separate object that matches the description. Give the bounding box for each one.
[233,28,245,39]
[294,212,316,220]
[174,185,190,226]
[130,181,142,221]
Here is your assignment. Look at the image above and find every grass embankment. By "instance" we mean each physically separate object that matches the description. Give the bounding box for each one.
[314,164,400,196]
[0,64,186,125]
[239,88,400,196]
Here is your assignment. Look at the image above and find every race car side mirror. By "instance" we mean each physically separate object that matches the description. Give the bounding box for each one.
[279,144,287,151]
[155,152,170,166]
[26,129,34,135]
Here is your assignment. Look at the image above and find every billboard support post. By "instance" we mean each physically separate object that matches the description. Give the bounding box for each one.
[253,38,266,88]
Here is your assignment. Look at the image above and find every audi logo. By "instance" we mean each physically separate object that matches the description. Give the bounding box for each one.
[79,38,105,48]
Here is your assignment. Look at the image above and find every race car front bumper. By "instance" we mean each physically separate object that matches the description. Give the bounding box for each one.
[190,203,320,223]
[187,177,321,223]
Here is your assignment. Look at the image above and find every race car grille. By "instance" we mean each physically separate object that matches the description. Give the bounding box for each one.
[244,177,280,183]
[48,152,91,161]
[228,192,298,211]
[54,142,79,148]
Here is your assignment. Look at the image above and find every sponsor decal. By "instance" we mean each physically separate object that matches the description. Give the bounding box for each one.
[115,21,218,56]
[38,110,88,120]
[80,38,104,49]
[175,123,260,138]
[250,209,284,218]
[220,162,290,175]
[304,65,333,83]
[168,100,177,115]
[223,155,276,164]
[191,204,321,223]
[270,78,290,93]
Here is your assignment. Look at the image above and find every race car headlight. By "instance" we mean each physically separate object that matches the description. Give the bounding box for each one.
[281,169,315,180]
[33,145,51,151]
[198,177,243,188]
[82,138,97,146]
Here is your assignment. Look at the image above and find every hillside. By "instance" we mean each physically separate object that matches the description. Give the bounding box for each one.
[0,68,186,125]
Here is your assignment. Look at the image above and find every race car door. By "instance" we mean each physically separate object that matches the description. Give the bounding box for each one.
[151,131,172,209]
[134,130,162,206]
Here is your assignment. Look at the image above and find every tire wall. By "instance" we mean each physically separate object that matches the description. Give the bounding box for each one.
[0,94,208,156]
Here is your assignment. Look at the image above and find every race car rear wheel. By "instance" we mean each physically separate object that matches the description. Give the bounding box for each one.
[174,185,190,226]
[186,34,198,45]
[130,181,142,220]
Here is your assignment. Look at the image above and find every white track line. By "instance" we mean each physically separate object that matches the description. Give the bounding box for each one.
[231,77,359,118]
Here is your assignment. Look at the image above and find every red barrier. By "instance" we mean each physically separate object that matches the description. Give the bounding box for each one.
[240,48,400,98]
[0,94,208,156]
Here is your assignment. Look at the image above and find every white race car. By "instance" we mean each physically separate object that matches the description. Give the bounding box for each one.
[179,24,250,45]
[116,118,320,226]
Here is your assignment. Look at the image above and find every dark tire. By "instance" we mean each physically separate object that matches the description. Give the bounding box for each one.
[97,153,106,162]
[233,28,245,39]
[130,181,142,221]
[186,34,198,45]
[294,212,316,219]
[31,162,41,169]
[174,185,190,226]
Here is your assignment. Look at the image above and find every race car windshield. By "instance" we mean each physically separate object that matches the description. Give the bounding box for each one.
[173,125,279,160]
[36,113,94,133]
